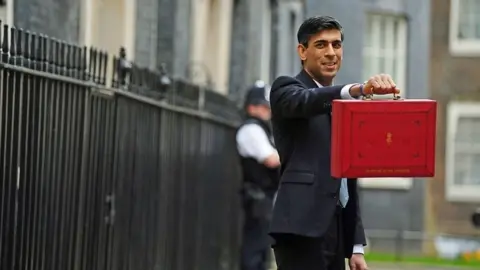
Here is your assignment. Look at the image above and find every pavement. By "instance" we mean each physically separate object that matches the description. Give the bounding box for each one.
[265,250,477,270]
[355,262,477,270]
[267,261,476,270]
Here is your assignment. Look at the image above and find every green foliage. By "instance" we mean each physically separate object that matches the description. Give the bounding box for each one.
[365,252,480,268]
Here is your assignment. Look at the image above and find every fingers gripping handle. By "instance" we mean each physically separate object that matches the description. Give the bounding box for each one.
[360,83,402,100]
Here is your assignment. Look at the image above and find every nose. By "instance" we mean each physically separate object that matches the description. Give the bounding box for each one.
[325,44,335,56]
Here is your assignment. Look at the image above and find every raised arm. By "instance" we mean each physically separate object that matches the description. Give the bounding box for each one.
[269,76,359,118]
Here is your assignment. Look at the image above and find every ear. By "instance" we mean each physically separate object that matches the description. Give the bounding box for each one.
[297,44,307,62]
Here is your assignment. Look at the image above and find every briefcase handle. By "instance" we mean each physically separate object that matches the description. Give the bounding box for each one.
[361,93,402,101]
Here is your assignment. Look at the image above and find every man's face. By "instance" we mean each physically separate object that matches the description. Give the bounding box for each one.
[247,104,271,121]
[297,29,343,84]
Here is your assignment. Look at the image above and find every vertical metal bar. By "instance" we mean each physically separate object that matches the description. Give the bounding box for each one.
[52,64,66,270]
[105,95,117,270]
[41,62,55,270]
[68,46,84,270]
[30,32,45,270]
[104,95,116,270]
[53,42,66,270]
[0,22,7,268]
[6,26,19,270]
[88,96,100,270]
[65,76,79,270]
[96,97,107,270]
[12,29,26,270]
[0,23,12,270]
[58,76,72,270]
[73,83,91,270]
[69,82,84,270]
[80,93,96,270]
[21,57,32,270]
[20,29,34,270]
[176,113,187,270]
[14,27,26,270]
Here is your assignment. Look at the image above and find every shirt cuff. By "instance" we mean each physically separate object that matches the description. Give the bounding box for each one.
[353,244,365,254]
[340,84,361,100]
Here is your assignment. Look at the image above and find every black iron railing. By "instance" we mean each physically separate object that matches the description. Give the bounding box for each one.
[0,21,243,270]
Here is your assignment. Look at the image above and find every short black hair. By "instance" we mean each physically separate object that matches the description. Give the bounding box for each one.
[297,16,344,47]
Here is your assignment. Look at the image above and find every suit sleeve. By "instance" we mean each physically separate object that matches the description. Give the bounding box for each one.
[269,76,345,118]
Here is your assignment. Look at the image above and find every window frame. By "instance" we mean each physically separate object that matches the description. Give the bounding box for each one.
[449,0,480,56]
[359,13,412,190]
[79,0,136,58]
[445,102,480,203]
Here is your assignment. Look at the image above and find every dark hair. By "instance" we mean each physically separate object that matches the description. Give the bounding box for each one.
[297,16,344,47]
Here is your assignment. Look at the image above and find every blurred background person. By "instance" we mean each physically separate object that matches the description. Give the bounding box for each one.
[236,80,281,270]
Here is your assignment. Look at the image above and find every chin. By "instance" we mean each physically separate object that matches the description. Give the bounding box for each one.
[320,71,337,79]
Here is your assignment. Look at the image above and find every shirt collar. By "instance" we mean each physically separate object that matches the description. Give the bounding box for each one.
[313,79,333,88]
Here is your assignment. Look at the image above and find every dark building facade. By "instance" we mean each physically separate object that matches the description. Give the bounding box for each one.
[427,0,480,238]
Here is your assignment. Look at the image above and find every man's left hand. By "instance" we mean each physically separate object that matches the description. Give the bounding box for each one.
[349,254,368,270]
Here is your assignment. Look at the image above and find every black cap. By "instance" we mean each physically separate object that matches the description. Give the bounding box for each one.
[244,80,270,107]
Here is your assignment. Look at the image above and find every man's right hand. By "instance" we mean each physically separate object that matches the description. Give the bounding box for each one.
[349,74,401,97]
[363,74,401,95]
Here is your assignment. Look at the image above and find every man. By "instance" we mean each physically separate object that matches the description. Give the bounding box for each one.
[236,81,281,270]
[268,16,400,270]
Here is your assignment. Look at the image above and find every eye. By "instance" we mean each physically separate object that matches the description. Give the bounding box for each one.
[333,42,342,49]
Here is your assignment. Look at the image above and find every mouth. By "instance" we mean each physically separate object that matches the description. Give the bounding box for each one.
[322,62,337,68]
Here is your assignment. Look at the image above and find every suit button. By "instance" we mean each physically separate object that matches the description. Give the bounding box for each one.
[332,195,338,199]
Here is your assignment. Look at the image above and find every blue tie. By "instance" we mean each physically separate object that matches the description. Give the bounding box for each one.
[339,178,349,207]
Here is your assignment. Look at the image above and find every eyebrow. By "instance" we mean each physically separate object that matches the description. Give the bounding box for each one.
[313,39,342,45]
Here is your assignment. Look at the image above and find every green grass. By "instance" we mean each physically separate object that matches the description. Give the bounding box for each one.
[365,252,480,268]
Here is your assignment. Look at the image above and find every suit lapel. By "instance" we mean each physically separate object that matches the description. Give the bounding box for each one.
[296,69,334,121]
[295,69,318,89]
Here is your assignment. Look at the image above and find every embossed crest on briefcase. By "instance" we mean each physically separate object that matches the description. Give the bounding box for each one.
[331,96,437,178]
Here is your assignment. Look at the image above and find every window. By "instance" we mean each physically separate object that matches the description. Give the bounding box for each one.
[0,0,13,27]
[450,0,480,56]
[359,13,411,190]
[259,0,272,84]
[363,14,407,99]
[446,102,480,202]
[269,0,278,83]
[80,0,136,87]
[274,1,302,77]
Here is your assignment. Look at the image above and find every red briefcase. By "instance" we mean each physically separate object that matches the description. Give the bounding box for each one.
[331,96,437,178]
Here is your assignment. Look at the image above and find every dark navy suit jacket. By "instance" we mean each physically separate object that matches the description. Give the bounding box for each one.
[268,69,366,258]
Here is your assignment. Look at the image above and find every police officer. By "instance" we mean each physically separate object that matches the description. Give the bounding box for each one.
[236,81,281,270]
